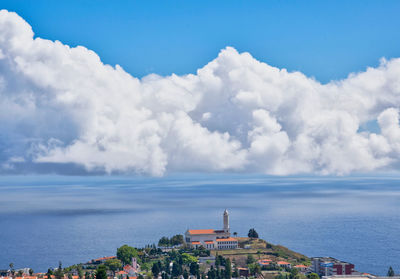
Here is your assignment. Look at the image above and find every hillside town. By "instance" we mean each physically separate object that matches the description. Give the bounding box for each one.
[1,211,399,279]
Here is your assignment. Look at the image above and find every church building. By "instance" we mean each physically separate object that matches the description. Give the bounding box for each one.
[185,210,238,250]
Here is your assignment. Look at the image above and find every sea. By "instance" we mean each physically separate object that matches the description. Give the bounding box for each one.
[0,174,400,276]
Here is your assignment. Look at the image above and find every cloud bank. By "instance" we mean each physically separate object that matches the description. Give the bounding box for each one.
[1,10,400,176]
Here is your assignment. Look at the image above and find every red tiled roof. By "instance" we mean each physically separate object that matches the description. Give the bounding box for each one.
[191,241,201,244]
[116,271,127,275]
[216,237,237,242]
[188,229,215,235]
[204,241,214,244]
[124,265,137,271]
[277,261,291,265]
[294,265,308,268]
[258,259,272,265]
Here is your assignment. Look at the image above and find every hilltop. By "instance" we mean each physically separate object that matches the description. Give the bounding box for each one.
[211,237,310,268]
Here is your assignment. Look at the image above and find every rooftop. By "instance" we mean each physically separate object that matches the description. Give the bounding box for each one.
[188,229,216,235]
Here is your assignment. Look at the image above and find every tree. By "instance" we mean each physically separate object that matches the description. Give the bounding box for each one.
[307,273,319,279]
[189,262,199,276]
[248,228,259,238]
[68,274,73,279]
[182,253,198,265]
[233,232,238,237]
[17,271,23,277]
[29,269,34,276]
[172,262,182,277]
[183,270,189,279]
[9,263,14,277]
[85,272,90,279]
[224,259,232,279]
[95,265,107,279]
[170,235,184,246]
[77,265,84,279]
[117,245,139,265]
[246,255,255,265]
[208,266,216,279]
[152,263,160,278]
[215,255,225,267]
[248,264,261,276]
[105,259,122,276]
[55,262,64,279]
[387,266,395,277]
[232,268,239,278]
[158,237,170,247]
[289,268,299,279]
[138,275,145,279]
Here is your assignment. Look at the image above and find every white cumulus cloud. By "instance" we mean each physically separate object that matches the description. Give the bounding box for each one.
[1,10,400,176]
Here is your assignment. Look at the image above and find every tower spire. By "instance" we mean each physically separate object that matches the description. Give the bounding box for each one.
[223,209,229,233]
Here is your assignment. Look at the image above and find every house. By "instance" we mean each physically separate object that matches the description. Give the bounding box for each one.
[123,266,136,276]
[277,261,292,269]
[123,257,139,276]
[258,259,272,267]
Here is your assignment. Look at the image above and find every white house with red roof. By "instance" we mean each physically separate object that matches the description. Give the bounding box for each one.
[184,210,238,250]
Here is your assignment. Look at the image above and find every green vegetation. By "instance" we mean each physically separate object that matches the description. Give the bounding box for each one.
[42,235,311,279]
[248,228,259,238]
[158,235,184,247]
[388,266,395,277]
[181,253,197,265]
[95,265,107,279]
[307,273,320,279]
[55,262,64,279]
[248,263,261,275]
[247,254,256,264]
[104,259,122,275]
[212,237,310,271]
[117,245,139,265]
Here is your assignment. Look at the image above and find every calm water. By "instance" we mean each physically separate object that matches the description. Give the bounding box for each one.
[0,175,400,275]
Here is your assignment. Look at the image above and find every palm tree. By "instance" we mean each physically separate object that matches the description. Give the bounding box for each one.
[387,266,395,277]
[9,263,14,278]
[233,232,238,237]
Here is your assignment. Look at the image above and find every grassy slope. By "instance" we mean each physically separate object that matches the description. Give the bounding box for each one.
[211,237,310,268]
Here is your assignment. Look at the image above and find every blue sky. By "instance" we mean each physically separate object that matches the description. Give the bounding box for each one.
[2,0,400,83]
[1,1,400,176]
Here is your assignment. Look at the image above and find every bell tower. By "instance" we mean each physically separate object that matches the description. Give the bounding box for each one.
[223,209,229,233]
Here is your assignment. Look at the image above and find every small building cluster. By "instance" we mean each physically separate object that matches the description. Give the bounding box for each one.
[311,257,355,277]
[184,210,238,250]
